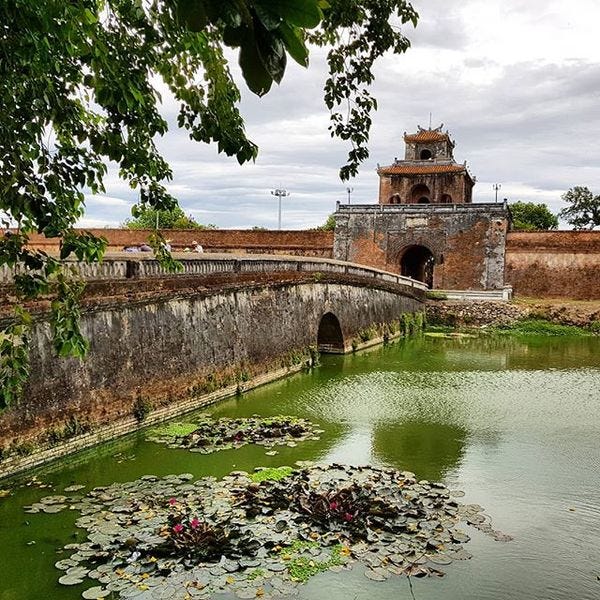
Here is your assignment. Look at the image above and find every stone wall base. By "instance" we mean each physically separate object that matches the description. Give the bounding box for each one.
[0,362,306,481]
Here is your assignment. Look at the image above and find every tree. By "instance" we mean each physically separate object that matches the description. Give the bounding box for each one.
[123,206,216,229]
[509,202,558,231]
[559,187,600,230]
[314,214,336,231]
[0,0,418,407]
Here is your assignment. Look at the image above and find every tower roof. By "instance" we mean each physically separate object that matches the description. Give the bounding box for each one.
[403,129,450,143]
[403,124,454,145]
[377,163,467,176]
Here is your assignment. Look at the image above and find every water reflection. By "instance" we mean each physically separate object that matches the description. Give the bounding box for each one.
[372,421,467,481]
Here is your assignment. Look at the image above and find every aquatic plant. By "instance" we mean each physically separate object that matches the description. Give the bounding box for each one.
[250,466,294,483]
[34,466,512,598]
[148,415,321,454]
[161,510,258,562]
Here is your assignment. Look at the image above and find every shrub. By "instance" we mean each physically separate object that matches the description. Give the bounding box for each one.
[425,291,448,301]
[133,397,152,422]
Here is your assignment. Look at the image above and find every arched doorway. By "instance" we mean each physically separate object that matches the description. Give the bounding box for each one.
[317,312,345,353]
[420,149,432,159]
[400,245,435,288]
[440,193,453,204]
[410,184,430,204]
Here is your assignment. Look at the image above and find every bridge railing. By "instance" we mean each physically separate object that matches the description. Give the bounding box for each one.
[0,254,428,292]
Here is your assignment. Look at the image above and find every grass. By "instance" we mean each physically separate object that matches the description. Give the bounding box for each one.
[249,466,294,483]
[425,291,448,301]
[491,318,591,337]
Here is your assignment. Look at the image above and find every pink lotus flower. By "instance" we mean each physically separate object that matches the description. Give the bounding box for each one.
[343,512,354,522]
[172,523,184,534]
[329,501,339,511]
[168,497,177,506]
[190,518,200,529]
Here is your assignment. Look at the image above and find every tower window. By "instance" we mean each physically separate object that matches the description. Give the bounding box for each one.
[420,149,432,160]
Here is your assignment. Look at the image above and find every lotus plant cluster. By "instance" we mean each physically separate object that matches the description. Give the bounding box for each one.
[293,483,395,537]
[148,415,321,454]
[44,467,510,598]
[160,497,259,562]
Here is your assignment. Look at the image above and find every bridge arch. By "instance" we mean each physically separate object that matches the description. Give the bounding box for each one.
[317,312,345,353]
[400,245,435,288]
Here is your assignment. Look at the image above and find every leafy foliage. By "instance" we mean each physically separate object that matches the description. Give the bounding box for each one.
[314,213,336,231]
[124,205,216,229]
[492,319,591,337]
[559,186,600,230]
[509,201,558,231]
[0,0,418,407]
[0,308,31,410]
[308,1,417,179]
[162,500,259,561]
[293,482,397,539]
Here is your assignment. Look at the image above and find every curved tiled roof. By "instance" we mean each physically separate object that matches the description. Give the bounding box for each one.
[404,130,450,143]
[378,163,467,176]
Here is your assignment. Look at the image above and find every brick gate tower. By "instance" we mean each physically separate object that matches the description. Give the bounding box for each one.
[378,125,475,205]
[333,125,509,291]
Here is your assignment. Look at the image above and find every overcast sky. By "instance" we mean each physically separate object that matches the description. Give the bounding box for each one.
[82,0,600,230]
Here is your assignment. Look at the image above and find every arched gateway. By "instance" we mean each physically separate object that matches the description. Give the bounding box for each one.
[400,245,435,288]
[317,312,345,353]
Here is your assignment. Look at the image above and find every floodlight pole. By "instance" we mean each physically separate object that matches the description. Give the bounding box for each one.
[346,187,354,204]
[271,188,290,230]
[493,183,502,203]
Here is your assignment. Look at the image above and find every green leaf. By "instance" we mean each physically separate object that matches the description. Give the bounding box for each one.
[278,23,309,67]
[238,36,274,96]
[175,0,208,31]
[255,0,322,28]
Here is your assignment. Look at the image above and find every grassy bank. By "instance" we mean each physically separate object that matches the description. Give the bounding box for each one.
[426,319,597,337]
[490,318,594,336]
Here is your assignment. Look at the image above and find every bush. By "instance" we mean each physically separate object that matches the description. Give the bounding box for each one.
[425,291,448,301]
[133,397,152,422]
[495,319,589,337]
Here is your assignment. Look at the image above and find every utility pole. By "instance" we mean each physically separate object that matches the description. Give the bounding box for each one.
[271,188,290,230]
[346,187,354,204]
[493,183,502,203]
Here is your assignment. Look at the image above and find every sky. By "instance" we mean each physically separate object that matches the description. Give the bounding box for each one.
[82,0,600,230]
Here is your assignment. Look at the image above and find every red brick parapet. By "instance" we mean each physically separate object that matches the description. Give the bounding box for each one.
[22,229,335,256]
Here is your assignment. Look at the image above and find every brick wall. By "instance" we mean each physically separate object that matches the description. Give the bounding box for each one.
[333,204,509,290]
[505,231,600,299]
[24,229,334,257]
[378,172,473,205]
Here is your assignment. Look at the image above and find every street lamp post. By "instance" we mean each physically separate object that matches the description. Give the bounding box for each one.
[271,188,290,230]
[493,183,502,203]
[346,187,354,204]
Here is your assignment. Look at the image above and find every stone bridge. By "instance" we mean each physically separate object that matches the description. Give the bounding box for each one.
[0,254,426,476]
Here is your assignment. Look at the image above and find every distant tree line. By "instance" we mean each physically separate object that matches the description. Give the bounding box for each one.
[510,186,600,231]
[123,206,216,230]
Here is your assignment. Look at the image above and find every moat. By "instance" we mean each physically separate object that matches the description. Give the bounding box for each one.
[1,334,599,600]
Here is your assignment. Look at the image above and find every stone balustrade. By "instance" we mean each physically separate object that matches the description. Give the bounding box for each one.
[0,253,429,291]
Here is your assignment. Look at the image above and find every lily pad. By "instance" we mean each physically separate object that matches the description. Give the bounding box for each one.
[82,586,110,598]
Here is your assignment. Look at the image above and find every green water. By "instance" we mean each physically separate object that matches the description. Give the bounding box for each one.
[1,335,599,600]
